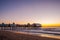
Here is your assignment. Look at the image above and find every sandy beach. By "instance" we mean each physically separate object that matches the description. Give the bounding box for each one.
[0,30,60,40]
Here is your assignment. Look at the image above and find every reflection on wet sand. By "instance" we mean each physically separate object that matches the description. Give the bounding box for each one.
[40,34,60,39]
[13,31,60,39]
[1,30,60,40]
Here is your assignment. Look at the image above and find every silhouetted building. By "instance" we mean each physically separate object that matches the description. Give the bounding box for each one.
[27,23,31,27]
[8,23,11,27]
[1,23,6,27]
[32,23,42,27]
[10,23,16,27]
[31,23,42,30]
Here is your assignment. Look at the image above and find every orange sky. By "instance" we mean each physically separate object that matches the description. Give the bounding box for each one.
[42,23,60,28]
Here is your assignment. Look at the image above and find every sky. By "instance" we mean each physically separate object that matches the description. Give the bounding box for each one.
[0,0,60,26]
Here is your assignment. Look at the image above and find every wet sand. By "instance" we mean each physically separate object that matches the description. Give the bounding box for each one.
[0,30,60,40]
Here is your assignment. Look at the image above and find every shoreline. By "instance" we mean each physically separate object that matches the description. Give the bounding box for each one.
[0,30,60,40]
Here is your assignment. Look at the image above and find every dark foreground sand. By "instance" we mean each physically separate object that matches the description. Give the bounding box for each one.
[0,30,60,40]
